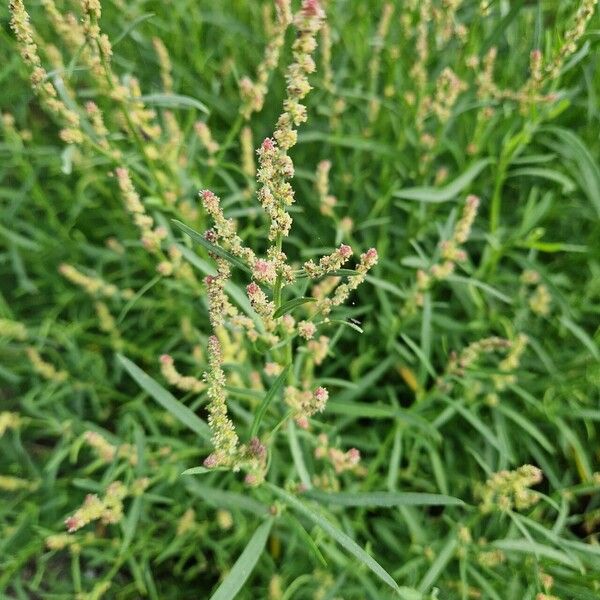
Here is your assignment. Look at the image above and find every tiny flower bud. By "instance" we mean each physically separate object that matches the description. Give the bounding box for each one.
[262,137,276,151]
[339,244,352,259]
[203,453,219,468]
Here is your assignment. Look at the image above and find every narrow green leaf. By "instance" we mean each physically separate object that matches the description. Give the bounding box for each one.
[467,566,503,600]
[326,401,441,441]
[555,417,594,482]
[173,220,251,274]
[446,275,513,304]
[273,297,316,319]
[268,484,401,594]
[177,244,254,316]
[418,536,458,592]
[419,293,432,385]
[496,404,555,454]
[113,13,155,46]
[507,167,576,193]
[394,159,492,202]
[117,355,210,440]
[443,397,504,455]
[298,131,396,156]
[181,466,213,476]
[335,357,394,404]
[287,420,312,490]
[427,447,449,495]
[120,495,143,555]
[482,0,525,52]
[520,241,587,253]
[0,224,40,251]
[296,268,359,279]
[305,490,465,508]
[399,335,437,378]
[185,480,268,516]
[323,268,360,277]
[387,426,403,491]
[249,365,290,438]
[543,126,600,217]
[285,514,328,567]
[226,387,264,402]
[137,93,209,114]
[209,518,274,600]
[327,319,364,334]
[493,538,579,568]
[366,275,406,298]
[559,315,600,359]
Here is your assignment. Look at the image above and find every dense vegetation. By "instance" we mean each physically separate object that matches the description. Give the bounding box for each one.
[1,0,599,598]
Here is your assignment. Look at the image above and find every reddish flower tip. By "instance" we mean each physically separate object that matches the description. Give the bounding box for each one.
[302,0,322,16]
[314,386,328,402]
[466,194,480,208]
[295,416,309,429]
[347,448,360,460]
[262,137,276,151]
[339,244,352,259]
[244,473,259,486]
[200,189,217,205]
[159,354,173,365]
[254,259,268,273]
[64,516,79,533]
[203,453,218,468]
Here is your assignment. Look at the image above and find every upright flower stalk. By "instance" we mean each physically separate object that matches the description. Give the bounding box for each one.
[240,0,293,119]
[402,195,479,316]
[9,0,79,129]
[197,0,378,484]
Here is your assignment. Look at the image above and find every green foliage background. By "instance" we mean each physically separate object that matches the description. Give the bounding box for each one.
[1,0,599,598]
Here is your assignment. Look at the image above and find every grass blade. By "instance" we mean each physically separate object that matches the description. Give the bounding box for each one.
[113,13,155,46]
[273,297,316,319]
[327,319,364,334]
[417,536,458,592]
[304,490,465,508]
[268,484,402,594]
[446,275,513,304]
[492,538,579,568]
[173,220,251,274]
[496,404,555,454]
[177,244,254,315]
[326,401,441,441]
[287,420,312,490]
[334,357,394,403]
[209,518,274,600]
[443,397,505,455]
[117,354,210,441]
[249,365,290,438]
[543,126,600,217]
[185,480,268,516]
[394,159,492,202]
[181,466,220,476]
[284,514,328,567]
[507,167,575,193]
[137,93,209,114]
[559,315,600,360]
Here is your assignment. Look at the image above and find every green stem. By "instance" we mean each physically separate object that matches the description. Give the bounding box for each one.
[205,113,244,187]
[272,234,284,309]
[489,159,507,235]
[91,21,167,198]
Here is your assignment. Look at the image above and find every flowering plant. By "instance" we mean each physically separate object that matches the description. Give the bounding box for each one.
[4,0,599,598]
